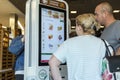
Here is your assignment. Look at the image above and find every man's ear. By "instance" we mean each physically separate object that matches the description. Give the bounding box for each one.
[103,11,107,17]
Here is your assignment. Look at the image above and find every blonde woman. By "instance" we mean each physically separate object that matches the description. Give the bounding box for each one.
[49,13,107,80]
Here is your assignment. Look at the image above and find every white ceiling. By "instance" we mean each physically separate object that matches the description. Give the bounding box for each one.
[0,0,25,27]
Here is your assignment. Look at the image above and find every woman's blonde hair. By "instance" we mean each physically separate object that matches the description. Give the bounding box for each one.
[76,13,100,35]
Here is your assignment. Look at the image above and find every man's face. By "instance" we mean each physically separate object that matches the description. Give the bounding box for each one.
[94,6,104,26]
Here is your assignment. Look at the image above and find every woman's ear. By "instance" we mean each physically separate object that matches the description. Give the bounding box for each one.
[78,25,82,31]
[77,27,80,31]
[76,25,83,36]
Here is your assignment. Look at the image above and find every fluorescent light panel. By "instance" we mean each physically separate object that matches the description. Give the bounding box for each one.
[17,21,24,30]
[71,11,77,14]
[113,10,120,13]
[2,26,7,28]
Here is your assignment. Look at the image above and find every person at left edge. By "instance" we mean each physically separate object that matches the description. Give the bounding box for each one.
[9,33,24,80]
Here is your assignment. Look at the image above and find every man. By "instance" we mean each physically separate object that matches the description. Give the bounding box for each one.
[95,2,120,55]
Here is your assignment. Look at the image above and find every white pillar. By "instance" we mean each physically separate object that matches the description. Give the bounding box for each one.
[9,13,18,38]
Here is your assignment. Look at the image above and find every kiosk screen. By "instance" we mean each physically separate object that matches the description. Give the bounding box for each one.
[39,4,66,65]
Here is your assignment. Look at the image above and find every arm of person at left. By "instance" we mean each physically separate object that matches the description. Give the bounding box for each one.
[8,35,24,55]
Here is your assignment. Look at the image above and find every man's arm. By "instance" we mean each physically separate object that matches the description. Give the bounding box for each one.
[49,55,62,80]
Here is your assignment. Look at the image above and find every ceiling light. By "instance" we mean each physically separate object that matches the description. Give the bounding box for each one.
[17,21,24,30]
[100,26,104,28]
[2,26,7,28]
[113,10,120,13]
[71,26,75,29]
[71,11,77,14]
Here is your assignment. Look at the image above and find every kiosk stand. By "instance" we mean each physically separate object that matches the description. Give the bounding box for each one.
[24,0,69,80]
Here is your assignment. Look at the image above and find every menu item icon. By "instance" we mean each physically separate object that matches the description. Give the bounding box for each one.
[57,26,62,31]
[60,13,64,18]
[48,34,53,39]
[49,44,53,49]
[48,10,52,16]
[58,35,62,40]
[53,12,59,18]
[58,44,60,47]
[49,24,53,30]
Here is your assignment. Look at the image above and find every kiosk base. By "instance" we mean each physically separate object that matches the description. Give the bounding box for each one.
[37,66,49,80]
[49,65,68,80]
[37,65,68,80]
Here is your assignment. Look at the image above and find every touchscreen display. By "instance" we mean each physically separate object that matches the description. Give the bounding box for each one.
[39,5,66,65]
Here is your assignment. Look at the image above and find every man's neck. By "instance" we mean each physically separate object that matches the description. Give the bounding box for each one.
[105,16,116,28]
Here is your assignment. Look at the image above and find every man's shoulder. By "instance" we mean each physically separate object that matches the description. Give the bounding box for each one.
[112,20,120,29]
[115,20,120,25]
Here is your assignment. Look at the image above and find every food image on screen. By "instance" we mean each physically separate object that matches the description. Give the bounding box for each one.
[53,12,59,18]
[49,24,53,30]
[60,13,64,18]
[57,44,60,47]
[48,10,52,16]
[39,4,66,65]
[57,26,62,31]
[48,34,53,39]
[49,43,53,49]
[58,35,62,40]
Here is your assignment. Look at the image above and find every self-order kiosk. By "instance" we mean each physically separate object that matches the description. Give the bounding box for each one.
[25,0,69,80]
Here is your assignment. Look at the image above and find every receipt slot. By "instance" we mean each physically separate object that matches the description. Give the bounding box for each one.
[25,0,69,80]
